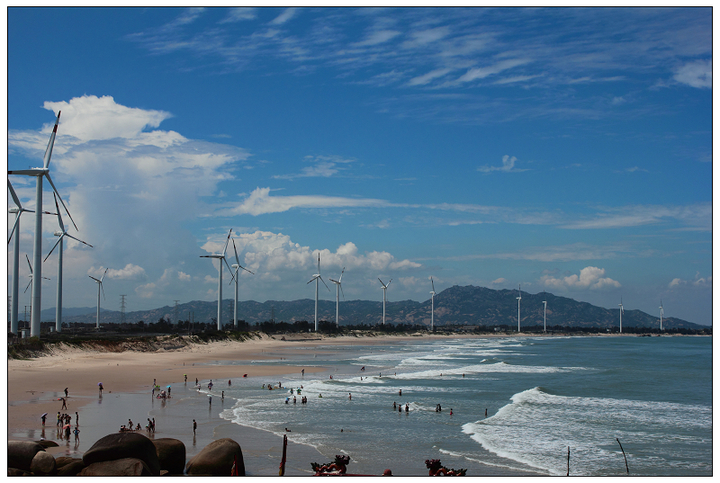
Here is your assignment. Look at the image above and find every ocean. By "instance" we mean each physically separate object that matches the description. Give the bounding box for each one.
[196,335,711,476]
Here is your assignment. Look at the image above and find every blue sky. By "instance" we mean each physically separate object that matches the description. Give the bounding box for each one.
[7,7,712,325]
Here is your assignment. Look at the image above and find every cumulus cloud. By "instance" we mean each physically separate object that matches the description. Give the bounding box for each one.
[668,273,712,288]
[89,263,147,280]
[673,60,711,88]
[541,266,621,290]
[492,278,507,285]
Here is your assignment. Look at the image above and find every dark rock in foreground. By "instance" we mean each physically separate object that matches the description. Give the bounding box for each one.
[82,432,161,475]
[7,441,46,471]
[79,458,153,476]
[153,437,186,475]
[185,438,245,476]
[30,451,56,475]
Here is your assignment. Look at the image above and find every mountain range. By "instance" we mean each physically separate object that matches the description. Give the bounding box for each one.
[38,285,705,330]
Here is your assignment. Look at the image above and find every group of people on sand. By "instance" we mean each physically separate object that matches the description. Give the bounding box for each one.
[120,417,155,433]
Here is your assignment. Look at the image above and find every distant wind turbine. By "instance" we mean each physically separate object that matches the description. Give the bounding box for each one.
[659,301,664,331]
[516,284,522,333]
[9,111,77,337]
[307,253,329,331]
[89,268,108,329]
[24,254,51,294]
[329,268,345,328]
[618,298,624,333]
[228,238,253,329]
[45,193,93,333]
[542,298,547,333]
[200,229,233,331]
[429,277,436,332]
[378,278,392,325]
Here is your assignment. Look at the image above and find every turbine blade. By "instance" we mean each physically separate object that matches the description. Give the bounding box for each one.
[232,238,240,265]
[339,268,345,283]
[25,279,32,293]
[89,276,100,283]
[340,283,345,300]
[44,234,65,262]
[64,233,93,248]
[239,265,254,275]
[222,229,232,257]
[42,111,61,169]
[100,267,108,282]
[319,276,330,291]
[229,267,238,285]
[8,212,21,245]
[8,180,21,208]
[223,256,233,274]
[431,277,435,292]
[378,277,385,287]
[45,173,78,231]
[307,276,318,284]
[387,279,392,287]
[26,254,33,274]
[53,192,65,232]
[100,282,105,301]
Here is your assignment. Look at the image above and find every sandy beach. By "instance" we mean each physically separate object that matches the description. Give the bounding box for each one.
[7,333,469,475]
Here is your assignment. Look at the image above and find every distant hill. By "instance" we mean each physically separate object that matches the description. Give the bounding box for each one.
[41,285,704,330]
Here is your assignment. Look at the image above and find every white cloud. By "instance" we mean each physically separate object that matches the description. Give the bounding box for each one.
[89,263,147,280]
[408,68,452,86]
[269,8,297,25]
[456,58,530,84]
[478,155,527,173]
[273,155,355,180]
[673,60,711,88]
[541,266,621,290]
[492,278,507,285]
[355,29,401,47]
[224,187,388,216]
[668,273,712,288]
[220,8,256,23]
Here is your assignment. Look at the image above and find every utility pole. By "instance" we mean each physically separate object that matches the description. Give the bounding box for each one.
[120,295,127,325]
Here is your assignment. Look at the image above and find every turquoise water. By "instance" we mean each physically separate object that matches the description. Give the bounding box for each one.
[207,336,711,476]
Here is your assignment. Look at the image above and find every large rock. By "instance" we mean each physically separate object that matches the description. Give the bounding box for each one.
[7,441,46,471]
[82,433,160,475]
[30,451,57,475]
[7,468,32,476]
[57,460,86,476]
[153,438,186,475]
[78,458,152,476]
[54,456,79,469]
[185,438,245,476]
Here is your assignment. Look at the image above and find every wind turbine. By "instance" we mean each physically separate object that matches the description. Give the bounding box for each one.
[44,193,93,333]
[329,268,345,328]
[659,301,664,331]
[542,299,547,333]
[8,180,37,335]
[200,229,233,331]
[378,278,392,325]
[307,253,329,331]
[516,284,522,333]
[228,238,253,329]
[24,254,51,294]
[8,111,77,337]
[429,277,436,332]
[89,268,108,329]
[618,298,624,333]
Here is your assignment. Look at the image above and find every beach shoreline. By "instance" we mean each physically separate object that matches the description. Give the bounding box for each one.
[7,332,599,475]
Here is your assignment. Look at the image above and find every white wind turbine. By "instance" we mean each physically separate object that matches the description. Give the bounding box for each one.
[228,238,253,329]
[24,254,51,294]
[8,180,40,335]
[89,268,108,329]
[8,112,77,337]
[307,253,329,332]
[378,278,392,325]
[44,193,93,333]
[516,284,522,333]
[618,298,624,333]
[659,301,664,331]
[200,229,233,331]
[329,268,345,328]
[429,277,436,332]
[542,298,547,333]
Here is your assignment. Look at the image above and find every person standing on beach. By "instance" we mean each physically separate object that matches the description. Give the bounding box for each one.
[64,387,68,398]
[193,419,197,434]
[75,412,79,425]
[41,414,46,426]
[60,397,67,410]
[73,427,80,441]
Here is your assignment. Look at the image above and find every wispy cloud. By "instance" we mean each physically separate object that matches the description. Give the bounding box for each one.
[272,155,355,180]
[561,204,711,231]
[478,155,527,173]
[269,8,298,26]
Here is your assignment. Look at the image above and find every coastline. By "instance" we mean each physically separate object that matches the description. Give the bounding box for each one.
[8,332,672,475]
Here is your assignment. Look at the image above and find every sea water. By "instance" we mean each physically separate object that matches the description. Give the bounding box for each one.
[201,336,710,476]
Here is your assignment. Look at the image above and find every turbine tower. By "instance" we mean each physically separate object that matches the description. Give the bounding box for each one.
[618,298,624,333]
[429,277,436,332]
[329,268,345,328]
[200,229,233,331]
[89,268,108,329]
[228,238,253,329]
[659,301,664,331]
[8,111,77,337]
[44,193,93,333]
[307,253,329,331]
[378,278,392,325]
[542,299,547,333]
[516,284,522,333]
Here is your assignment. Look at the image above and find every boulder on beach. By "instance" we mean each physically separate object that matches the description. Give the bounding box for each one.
[7,441,46,471]
[82,432,160,475]
[7,468,32,476]
[57,459,86,476]
[78,458,153,476]
[185,438,245,476]
[153,438,186,475]
[30,450,57,475]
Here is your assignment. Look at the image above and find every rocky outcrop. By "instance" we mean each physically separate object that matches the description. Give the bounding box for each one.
[29,451,56,475]
[152,438,186,475]
[82,432,160,475]
[56,458,86,476]
[185,438,245,476]
[78,458,152,476]
[7,441,46,471]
